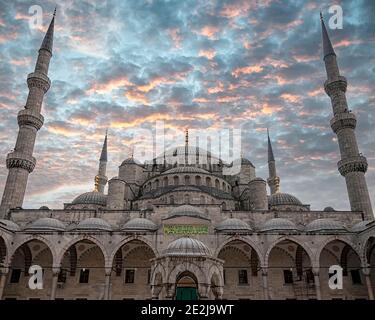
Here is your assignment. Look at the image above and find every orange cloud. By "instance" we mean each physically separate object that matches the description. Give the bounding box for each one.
[199,49,216,60]
[281,93,301,103]
[10,57,32,66]
[125,91,149,104]
[196,26,220,39]
[220,1,252,18]
[232,65,263,77]
[87,77,132,94]
[261,102,282,114]
[207,81,225,94]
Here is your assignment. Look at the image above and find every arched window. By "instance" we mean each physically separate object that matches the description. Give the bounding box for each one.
[185,175,190,185]
[195,176,201,186]
[174,176,179,186]
[200,195,205,204]
[170,195,174,204]
[222,182,225,190]
[163,177,168,187]
[206,177,211,187]
[221,202,227,211]
[215,179,220,189]
[184,194,190,204]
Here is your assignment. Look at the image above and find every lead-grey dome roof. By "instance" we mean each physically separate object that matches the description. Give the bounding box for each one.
[163,166,210,174]
[73,218,112,231]
[121,218,158,232]
[305,219,346,233]
[216,218,252,233]
[0,219,20,231]
[165,237,211,256]
[260,218,298,232]
[269,193,302,206]
[167,205,207,219]
[351,220,372,232]
[72,191,107,206]
[24,218,65,232]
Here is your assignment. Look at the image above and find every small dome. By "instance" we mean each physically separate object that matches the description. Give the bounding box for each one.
[216,218,252,233]
[0,219,20,231]
[72,191,107,206]
[24,218,65,232]
[260,218,298,232]
[121,218,157,232]
[269,193,302,206]
[323,206,335,212]
[241,157,254,167]
[163,166,210,175]
[305,219,346,233]
[168,205,206,219]
[73,218,112,231]
[39,206,50,210]
[165,237,211,256]
[120,157,141,166]
[351,220,373,232]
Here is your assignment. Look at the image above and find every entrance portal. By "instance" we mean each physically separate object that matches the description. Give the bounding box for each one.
[175,272,198,300]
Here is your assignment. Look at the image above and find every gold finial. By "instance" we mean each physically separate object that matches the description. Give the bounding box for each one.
[185,128,189,147]
[53,6,57,17]
[320,11,323,21]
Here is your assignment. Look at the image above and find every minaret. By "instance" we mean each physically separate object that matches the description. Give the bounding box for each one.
[321,13,373,218]
[184,128,189,166]
[0,10,56,218]
[94,131,108,193]
[267,129,280,195]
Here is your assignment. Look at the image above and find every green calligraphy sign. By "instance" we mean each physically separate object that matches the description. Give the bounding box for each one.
[164,224,209,235]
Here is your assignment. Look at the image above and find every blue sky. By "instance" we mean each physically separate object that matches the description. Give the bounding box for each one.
[0,0,374,210]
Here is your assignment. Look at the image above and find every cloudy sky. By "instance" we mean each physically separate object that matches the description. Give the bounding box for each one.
[0,0,374,210]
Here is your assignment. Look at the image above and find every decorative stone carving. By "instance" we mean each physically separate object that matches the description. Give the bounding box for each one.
[27,72,51,93]
[338,155,368,176]
[17,109,44,131]
[6,152,36,173]
[324,76,347,95]
[330,112,356,133]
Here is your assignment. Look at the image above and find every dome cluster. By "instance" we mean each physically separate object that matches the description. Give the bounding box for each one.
[268,193,302,206]
[71,191,107,206]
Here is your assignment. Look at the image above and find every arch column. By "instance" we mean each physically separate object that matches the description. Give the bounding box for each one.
[104,267,112,300]
[0,267,9,300]
[312,268,322,300]
[50,266,60,300]
[261,267,269,300]
[198,283,210,300]
[165,283,175,300]
[362,268,374,300]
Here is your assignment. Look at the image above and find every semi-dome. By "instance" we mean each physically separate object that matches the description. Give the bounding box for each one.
[305,219,346,233]
[351,220,373,232]
[269,193,302,206]
[121,218,158,232]
[240,157,255,167]
[216,218,252,233]
[73,217,112,231]
[260,218,298,232]
[165,237,211,256]
[163,166,210,175]
[72,191,107,206]
[323,206,335,212]
[168,205,207,219]
[24,218,65,232]
[0,219,20,231]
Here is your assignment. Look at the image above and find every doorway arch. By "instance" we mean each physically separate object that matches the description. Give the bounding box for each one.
[175,271,198,300]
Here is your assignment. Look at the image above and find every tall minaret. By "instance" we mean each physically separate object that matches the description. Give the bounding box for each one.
[0,10,56,218]
[94,131,108,193]
[267,129,280,195]
[321,13,373,218]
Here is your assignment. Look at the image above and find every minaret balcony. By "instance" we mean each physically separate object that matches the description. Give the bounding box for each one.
[324,76,347,95]
[27,72,51,93]
[17,109,44,130]
[330,112,356,133]
[338,155,368,176]
[6,151,36,173]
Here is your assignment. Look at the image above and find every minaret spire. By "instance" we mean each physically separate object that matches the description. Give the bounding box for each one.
[184,128,189,166]
[321,13,373,218]
[95,131,109,193]
[0,9,56,218]
[267,129,280,195]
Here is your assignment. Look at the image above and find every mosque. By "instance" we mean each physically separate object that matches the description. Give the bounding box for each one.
[0,11,374,300]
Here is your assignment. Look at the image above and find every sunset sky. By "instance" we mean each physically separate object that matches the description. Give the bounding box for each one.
[0,0,374,210]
